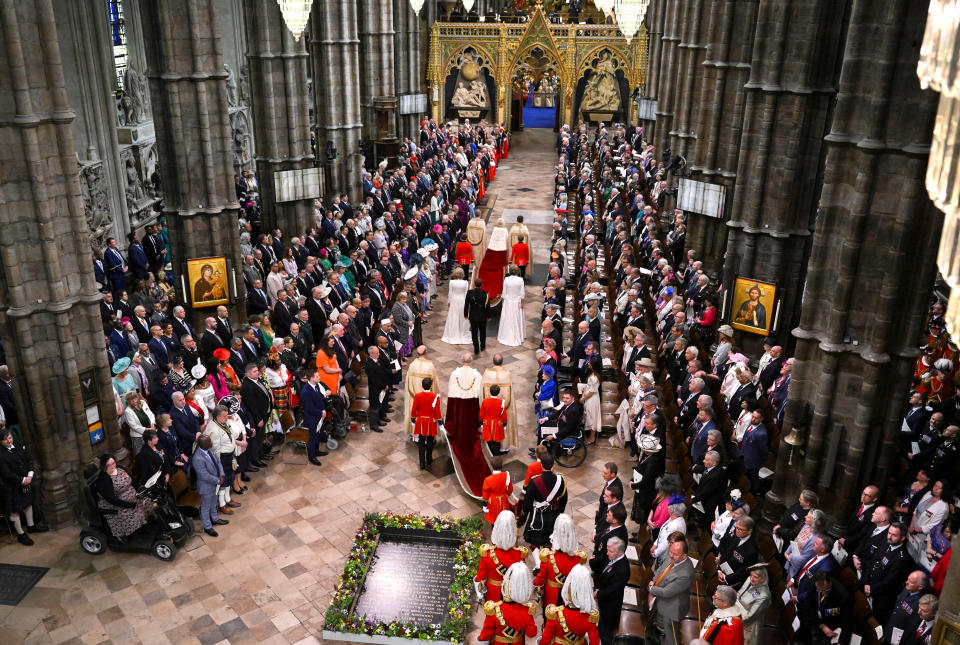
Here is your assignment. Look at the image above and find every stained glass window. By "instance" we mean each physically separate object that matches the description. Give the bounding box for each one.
[106,0,127,89]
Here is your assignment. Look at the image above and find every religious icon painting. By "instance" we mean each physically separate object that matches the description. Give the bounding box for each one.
[730,276,777,335]
[186,256,230,308]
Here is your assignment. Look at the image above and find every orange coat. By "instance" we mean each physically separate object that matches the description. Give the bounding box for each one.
[511,243,530,267]
[456,241,474,265]
[478,600,537,643]
[541,605,600,645]
[481,470,514,525]
[534,549,588,609]
[315,350,341,394]
[480,397,507,442]
[524,460,544,487]
[475,544,529,602]
[410,391,442,436]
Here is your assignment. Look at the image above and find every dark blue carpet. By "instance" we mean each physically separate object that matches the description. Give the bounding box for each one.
[522,93,556,129]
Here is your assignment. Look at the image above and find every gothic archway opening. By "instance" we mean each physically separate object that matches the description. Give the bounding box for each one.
[511,45,561,130]
[573,48,630,124]
[443,46,498,123]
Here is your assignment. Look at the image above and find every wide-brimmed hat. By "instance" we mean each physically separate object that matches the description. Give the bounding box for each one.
[112,357,131,374]
[404,267,418,280]
[319,284,333,298]
[718,324,734,337]
[637,357,656,370]
[639,434,662,452]
[213,348,230,361]
[220,395,241,414]
[417,248,430,258]
[190,364,207,380]
[336,256,353,268]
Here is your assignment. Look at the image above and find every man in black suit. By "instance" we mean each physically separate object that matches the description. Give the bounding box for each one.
[239,363,272,466]
[852,506,893,572]
[364,346,390,433]
[717,516,759,588]
[798,572,849,644]
[595,535,630,645]
[100,292,117,328]
[900,594,938,645]
[727,370,758,416]
[862,523,916,624]
[522,454,568,546]
[838,485,880,556]
[590,502,628,575]
[756,345,784,393]
[228,338,247,377]
[170,306,194,341]
[566,321,591,369]
[690,450,727,529]
[272,291,296,335]
[214,306,233,347]
[537,390,583,451]
[596,462,623,527]
[199,317,224,363]
[246,279,270,316]
[463,278,489,355]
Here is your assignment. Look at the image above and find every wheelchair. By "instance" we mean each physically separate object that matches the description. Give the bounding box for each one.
[540,427,588,468]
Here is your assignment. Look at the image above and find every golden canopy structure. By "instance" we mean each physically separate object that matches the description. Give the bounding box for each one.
[427,2,648,128]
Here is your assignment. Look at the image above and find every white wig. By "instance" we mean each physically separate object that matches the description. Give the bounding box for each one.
[502,562,533,603]
[491,510,518,550]
[550,513,579,555]
[561,565,597,612]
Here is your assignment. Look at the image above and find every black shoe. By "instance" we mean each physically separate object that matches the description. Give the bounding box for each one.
[232,487,245,495]
[26,523,49,534]
[213,519,229,526]
[262,454,274,460]
[263,442,273,452]
[246,466,260,473]
[17,533,34,546]
[204,528,219,537]
[253,461,268,468]
[419,464,426,470]
[317,450,329,456]
[240,474,252,482]
[309,458,323,466]
[372,427,384,433]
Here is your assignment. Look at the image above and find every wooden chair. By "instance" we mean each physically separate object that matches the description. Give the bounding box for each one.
[615,610,647,639]
[282,423,311,465]
[169,469,201,517]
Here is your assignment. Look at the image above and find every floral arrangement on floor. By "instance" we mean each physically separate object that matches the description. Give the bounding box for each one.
[324,512,483,642]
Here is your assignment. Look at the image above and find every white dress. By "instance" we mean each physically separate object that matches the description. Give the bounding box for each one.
[583,374,601,432]
[497,275,526,346]
[442,279,472,344]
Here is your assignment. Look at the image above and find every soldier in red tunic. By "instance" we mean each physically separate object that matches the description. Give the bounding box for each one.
[478,562,538,645]
[535,513,587,610]
[456,234,474,276]
[479,385,509,455]
[410,378,442,470]
[482,460,515,526]
[476,510,529,602]
[510,236,530,280]
[541,565,601,645]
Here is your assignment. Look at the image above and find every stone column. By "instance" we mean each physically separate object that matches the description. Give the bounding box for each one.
[392,0,425,139]
[653,0,681,156]
[685,0,759,268]
[244,0,315,235]
[139,0,244,325]
[641,0,666,141]
[0,0,127,526]
[359,0,397,143]
[310,0,364,202]
[768,0,939,523]
[668,0,708,161]
[721,0,849,350]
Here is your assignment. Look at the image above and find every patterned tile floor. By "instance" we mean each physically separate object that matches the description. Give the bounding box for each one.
[0,129,641,645]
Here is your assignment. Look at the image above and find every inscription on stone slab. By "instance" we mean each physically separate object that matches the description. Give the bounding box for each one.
[353,531,460,626]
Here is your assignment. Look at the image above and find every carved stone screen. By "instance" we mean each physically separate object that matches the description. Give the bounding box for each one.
[352,528,462,626]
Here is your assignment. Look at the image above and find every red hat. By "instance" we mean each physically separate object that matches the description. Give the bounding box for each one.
[213,348,230,361]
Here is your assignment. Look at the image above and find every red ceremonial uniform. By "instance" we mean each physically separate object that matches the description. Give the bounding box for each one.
[534,549,588,609]
[410,391,441,436]
[478,600,537,643]
[456,241,474,266]
[700,615,745,645]
[481,471,514,525]
[475,544,529,602]
[480,397,508,442]
[511,243,530,268]
[541,605,600,645]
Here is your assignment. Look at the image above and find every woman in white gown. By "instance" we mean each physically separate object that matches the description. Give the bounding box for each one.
[497,266,526,346]
[441,267,472,345]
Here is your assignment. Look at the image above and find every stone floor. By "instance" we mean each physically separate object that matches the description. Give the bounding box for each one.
[0,128,641,645]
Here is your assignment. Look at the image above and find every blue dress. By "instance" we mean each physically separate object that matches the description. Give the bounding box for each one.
[536,378,558,421]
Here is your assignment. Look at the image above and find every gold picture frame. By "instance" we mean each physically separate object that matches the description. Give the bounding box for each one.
[186,256,229,308]
[730,276,777,336]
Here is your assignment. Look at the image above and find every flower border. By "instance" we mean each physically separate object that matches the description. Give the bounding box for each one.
[323,512,483,642]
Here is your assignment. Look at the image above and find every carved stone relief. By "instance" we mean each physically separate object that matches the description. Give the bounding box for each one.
[79,162,113,251]
[117,64,150,126]
[225,63,239,108]
[231,109,253,172]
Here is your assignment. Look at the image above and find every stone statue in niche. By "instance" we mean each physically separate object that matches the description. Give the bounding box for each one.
[80,163,113,251]
[581,51,621,112]
[143,146,161,199]
[225,64,238,108]
[122,65,150,124]
[231,111,251,169]
[123,153,146,211]
[239,64,251,104]
[451,57,489,109]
